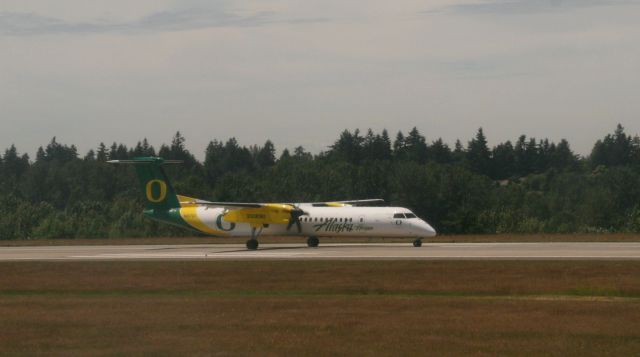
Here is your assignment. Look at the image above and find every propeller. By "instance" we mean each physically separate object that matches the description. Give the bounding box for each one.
[286,206,308,233]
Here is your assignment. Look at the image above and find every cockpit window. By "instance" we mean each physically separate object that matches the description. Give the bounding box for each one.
[393,213,405,219]
[405,213,417,219]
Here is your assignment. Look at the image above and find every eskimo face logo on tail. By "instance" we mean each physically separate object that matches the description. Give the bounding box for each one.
[146,180,167,203]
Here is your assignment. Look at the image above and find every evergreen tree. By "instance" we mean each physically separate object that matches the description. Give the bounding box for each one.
[2,125,640,240]
[3,145,30,179]
[330,129,363,164]
[591,124,633,167]
[41,138,78,162]
[362,129,377,161]
[36,147,46,162]
[453,139,465,162]
[404,127,428,163]
[204,140,224,183]
[142,138,155,156]
[466,128,491,176]
[131,139,155,157]
[256,140,276,168]
[393,131,406,160]
[514,135,530,176]
[378,130,393,160]
[492,141,515,179]
[96,143,108,161]
[361,129,392,161]
[165,132,197,168]
[430,138,452,164]
[279,148,291,161]
[550,139,576,170]
[84,150,96,161]
[293,146,312,160]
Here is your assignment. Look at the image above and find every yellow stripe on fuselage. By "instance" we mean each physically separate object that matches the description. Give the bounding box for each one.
[179,206,227,236]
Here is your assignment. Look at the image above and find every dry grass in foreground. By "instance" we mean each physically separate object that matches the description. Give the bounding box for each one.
[2,233,640,246]
[0,261,640,356]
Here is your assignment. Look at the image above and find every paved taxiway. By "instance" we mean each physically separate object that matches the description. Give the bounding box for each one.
[0,242,639,261]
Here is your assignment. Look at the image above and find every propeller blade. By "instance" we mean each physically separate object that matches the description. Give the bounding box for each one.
[286,207,307,233]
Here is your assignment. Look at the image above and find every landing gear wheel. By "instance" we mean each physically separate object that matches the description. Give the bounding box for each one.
[413,239,422,248]
[246,239,259,250]
[307,237,319,248]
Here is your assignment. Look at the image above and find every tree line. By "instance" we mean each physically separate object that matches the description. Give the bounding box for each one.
[1,124,639,239]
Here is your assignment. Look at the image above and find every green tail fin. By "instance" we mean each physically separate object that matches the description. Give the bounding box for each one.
[108,157,181,211]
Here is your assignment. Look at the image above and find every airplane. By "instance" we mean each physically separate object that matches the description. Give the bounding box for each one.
[108,157,436,250]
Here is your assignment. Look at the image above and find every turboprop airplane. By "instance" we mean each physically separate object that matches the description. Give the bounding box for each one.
[109,157,436,250]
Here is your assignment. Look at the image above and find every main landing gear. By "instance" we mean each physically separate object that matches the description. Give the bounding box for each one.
[413,239,422,248]
[307,236,319,248]
[246,227,263,250]
[246,239,259,250]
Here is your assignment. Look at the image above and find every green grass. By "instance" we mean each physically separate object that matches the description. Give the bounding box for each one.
[1,261,640,356]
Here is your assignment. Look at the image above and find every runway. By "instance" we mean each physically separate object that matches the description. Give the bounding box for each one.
[1,242,640,261]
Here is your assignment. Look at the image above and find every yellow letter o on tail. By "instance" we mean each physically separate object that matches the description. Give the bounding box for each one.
[146,180,167,203]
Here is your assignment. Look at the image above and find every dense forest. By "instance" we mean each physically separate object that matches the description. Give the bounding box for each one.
[1,124,639,239]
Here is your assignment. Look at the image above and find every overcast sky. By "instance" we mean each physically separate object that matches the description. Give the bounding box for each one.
[2,0,639,159]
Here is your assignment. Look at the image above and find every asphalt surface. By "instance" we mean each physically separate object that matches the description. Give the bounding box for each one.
[0,242,640,261]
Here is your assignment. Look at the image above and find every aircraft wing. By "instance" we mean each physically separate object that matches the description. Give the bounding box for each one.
[176,195,261,208]
[199,202,264,208]
[177,195,302,228]
[333,199,385,205]
[309,199,385,207]
[178,195,384,209]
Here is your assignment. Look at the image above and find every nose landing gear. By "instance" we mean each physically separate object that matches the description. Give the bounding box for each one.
[413,239,422,248]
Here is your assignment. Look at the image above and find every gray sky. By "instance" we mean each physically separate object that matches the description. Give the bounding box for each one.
[2,0,640,159]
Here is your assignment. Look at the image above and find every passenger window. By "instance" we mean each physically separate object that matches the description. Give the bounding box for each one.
[393,213,405,219]
[339,218,343,222]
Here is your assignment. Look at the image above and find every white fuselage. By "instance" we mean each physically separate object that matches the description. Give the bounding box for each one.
[186,205,437,238]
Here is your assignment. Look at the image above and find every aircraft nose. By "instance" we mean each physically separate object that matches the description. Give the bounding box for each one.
[418,220,437,237]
